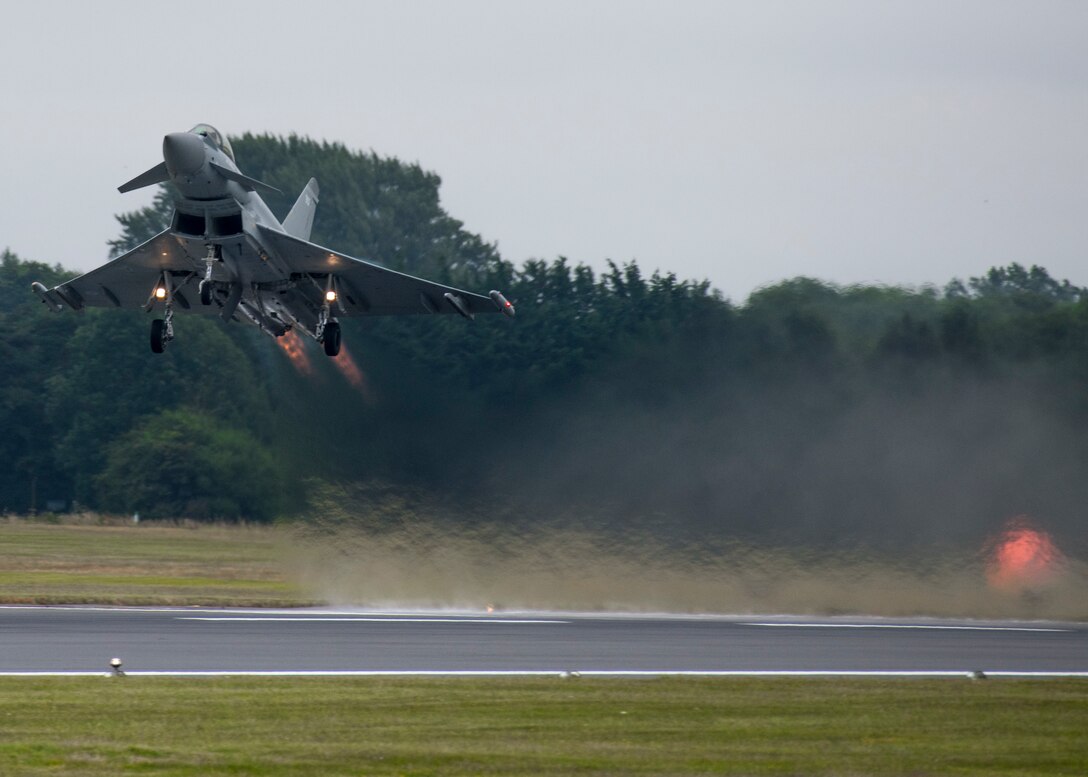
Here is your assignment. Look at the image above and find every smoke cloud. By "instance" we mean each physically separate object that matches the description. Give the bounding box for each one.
[288,523,1088,620]
[288,490,1087,620]
[470,364,1088,560]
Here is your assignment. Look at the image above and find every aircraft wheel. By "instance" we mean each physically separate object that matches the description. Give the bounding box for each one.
[150,319,167,354]
[323,321,341,357]
[200,281,213,306]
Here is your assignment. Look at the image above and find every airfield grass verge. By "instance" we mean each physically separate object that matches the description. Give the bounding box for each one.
[0,677,1084,776]
[0,520,314,607]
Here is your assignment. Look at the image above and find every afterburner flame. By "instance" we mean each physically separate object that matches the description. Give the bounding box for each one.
[274,330,372,399]
[985,517,1062,591]
[276,330,313,376]
[333,345,374,402]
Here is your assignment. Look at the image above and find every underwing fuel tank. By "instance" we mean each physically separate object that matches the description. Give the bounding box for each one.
[31,281,65,311]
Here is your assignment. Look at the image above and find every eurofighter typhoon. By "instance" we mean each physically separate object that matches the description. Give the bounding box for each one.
[32,124,515,354]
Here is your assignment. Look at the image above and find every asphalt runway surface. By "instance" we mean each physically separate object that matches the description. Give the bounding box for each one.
[0,606,1085,676]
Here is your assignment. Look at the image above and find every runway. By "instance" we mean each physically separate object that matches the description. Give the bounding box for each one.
[0,606,1085,676]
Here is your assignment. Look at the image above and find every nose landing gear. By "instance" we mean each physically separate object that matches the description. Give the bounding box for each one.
[199,244,222,306]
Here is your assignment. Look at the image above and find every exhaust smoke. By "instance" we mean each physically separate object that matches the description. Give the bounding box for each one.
[286,487,1088,620]
[331,344,374,401]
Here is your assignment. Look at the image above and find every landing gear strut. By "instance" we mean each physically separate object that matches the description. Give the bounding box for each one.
[149,272,175,354]
[316,274,342,357]
[150,306,173,353]
[199,244,221,306]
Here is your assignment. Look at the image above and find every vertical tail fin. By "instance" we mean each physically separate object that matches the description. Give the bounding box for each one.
[283,178,320,240]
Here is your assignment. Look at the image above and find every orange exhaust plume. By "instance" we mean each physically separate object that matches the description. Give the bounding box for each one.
[985,516,1063,591]
[276,330,314,376]
[333,344,374,402]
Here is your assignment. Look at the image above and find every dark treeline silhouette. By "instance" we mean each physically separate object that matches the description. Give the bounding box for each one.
[3,134,1087,556]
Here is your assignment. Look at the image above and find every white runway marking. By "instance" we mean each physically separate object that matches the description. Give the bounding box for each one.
[1,670,1087,678]
[178,617,569,624]
[742,622,1071,633]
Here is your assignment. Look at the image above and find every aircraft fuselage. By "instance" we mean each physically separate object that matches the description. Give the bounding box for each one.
[33,123,514,355]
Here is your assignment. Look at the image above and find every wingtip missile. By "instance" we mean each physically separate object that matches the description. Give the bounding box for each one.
[489,290,516,318]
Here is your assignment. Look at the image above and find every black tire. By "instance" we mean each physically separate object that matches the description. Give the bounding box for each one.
[150,319,166,354]
[322,321,341,356]
[200,281,213,306]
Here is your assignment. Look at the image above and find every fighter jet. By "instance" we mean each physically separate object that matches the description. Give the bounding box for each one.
[32,124,515,354]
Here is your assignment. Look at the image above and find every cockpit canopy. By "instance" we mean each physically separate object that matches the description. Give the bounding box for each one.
[189,123,235,162]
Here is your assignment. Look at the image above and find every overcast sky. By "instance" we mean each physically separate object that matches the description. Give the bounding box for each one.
[2,1,1085,300]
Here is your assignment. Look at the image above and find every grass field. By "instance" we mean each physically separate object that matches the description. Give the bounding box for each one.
[1,521,1085,774]
[0,677,1084,776]
[0,520,313,606]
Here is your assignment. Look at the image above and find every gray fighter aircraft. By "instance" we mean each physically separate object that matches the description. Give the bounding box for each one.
[32,124,515,354]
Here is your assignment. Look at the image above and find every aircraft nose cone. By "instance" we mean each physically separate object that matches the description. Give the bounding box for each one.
[163,132,206,176]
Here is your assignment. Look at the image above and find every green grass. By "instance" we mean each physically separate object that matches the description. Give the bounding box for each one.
[1,523,1085,773]
[0,521,314,606]
[0,678,1083,775]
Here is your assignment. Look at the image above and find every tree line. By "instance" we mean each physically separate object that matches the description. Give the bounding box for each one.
[2,134,1087,554]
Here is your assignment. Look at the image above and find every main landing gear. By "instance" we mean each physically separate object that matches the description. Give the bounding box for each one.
[149,318,168,353]
[150,308,174,353]
[322,321,341,356]
[316,306,341,357]
[149,273,175,354]
[316,274,341,357]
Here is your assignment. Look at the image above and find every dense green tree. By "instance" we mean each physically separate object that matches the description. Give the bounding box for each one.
[967,263,1082,304]
[0,251,75,512]
[44,309,276,503]
[95,408,286,521]
[5,131,1088,555]
[876,313,940,361]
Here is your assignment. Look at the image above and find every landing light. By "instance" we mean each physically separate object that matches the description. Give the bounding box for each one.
[154,287,167,299]
[325,290,337,302]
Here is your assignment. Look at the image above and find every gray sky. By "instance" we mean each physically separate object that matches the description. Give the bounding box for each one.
[2,1,1085,300]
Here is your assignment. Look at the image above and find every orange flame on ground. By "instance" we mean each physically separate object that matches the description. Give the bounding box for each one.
[333,344,374,402]
[276,330,314,376]
[985,517,1062,591]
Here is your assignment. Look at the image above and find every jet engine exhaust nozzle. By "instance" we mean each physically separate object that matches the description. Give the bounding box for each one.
[163,132,206,176]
